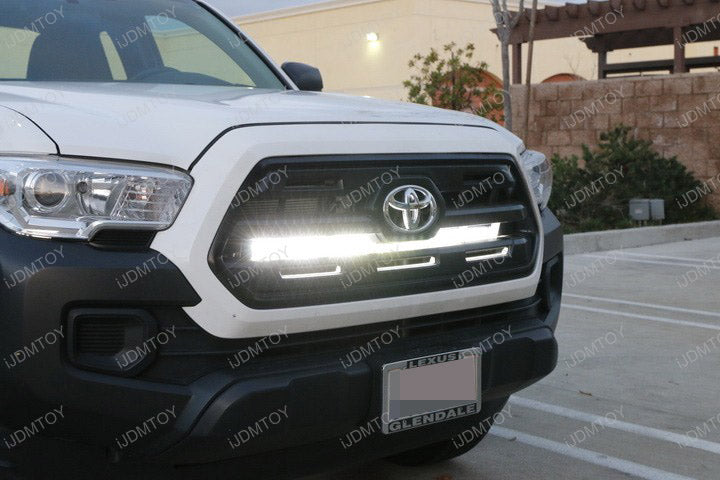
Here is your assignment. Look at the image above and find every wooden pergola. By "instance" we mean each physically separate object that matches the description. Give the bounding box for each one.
[505,0,720,83]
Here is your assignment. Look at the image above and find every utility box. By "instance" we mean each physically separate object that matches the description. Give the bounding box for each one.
[650,199,665,221]
[629,199,650,221]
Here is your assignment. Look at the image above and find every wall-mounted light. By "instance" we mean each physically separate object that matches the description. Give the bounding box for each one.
[366,32,379,43]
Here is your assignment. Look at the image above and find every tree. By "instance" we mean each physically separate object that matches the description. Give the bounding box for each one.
[490,0,525,132]
[524,0,538,137]
[549,126,717,233]
[403,42,503,122]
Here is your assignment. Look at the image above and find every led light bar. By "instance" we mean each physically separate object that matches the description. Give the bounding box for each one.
[280,266,343,280]
[249,223,501,262]
[466,246,510,263]
[376,256,437,272]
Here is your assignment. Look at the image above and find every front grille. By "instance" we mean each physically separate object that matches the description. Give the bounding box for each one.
[209,154,540,308]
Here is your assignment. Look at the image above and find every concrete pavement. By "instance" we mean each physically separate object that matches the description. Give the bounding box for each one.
[311,237,720,480]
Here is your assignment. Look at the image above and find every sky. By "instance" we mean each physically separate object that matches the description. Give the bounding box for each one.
[206,0,326,17]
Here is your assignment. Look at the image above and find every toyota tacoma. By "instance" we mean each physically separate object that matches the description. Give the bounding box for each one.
[0,0,562,478]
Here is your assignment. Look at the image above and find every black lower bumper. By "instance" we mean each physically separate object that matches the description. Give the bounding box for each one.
[0,211,563,478]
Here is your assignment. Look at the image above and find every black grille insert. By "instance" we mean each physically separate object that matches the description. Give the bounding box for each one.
[209,154,540,308]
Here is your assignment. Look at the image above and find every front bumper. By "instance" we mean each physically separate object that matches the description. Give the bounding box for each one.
[0,210,562,476]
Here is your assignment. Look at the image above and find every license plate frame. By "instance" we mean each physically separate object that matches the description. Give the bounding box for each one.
[381,349,481,434]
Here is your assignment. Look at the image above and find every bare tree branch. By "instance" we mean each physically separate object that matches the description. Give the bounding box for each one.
[490,0,524,131]
[510,1,526,29]
[524,0,538,138]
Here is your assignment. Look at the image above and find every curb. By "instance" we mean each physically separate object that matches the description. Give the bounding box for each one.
[564,220,720,255]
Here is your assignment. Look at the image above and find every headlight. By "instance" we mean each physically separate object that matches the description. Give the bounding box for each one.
[0,156,192,239]
[520,149,553,210]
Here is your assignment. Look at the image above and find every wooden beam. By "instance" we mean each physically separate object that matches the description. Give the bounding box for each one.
[588,0,604,16]
[582,23,720,52]
[508,0,720,44]
[512,43,523,84]
[545,6,560,21]
[566,4,580,18]
[598,47,608,79]
[674,26,687,73]
[603,55,720,74]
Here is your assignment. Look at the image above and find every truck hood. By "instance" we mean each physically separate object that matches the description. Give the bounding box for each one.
[0,82,516,170]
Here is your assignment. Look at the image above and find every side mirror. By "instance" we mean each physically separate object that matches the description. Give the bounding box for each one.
[282,62,323,92]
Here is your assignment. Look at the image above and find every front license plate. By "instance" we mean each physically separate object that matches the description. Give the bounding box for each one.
[381,350,481,434]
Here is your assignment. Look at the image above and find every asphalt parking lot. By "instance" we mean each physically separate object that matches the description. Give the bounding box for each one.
[311,237,720,480]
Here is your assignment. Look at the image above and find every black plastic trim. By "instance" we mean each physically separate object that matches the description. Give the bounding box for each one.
[195,1,293,92]
[67,308,158,377]
[187,123,497,172]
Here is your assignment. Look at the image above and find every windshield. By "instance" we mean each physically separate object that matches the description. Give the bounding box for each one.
[0,0,286,89]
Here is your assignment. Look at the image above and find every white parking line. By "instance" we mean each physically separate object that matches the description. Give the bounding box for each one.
[564,304,720,331]
[491,426,697,480]
[510,397,720,455]
[619,252,715,264]
[564,293,720,318]
[581,254,720,270]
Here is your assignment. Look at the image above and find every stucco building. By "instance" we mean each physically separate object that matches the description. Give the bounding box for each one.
[236,0,720,101]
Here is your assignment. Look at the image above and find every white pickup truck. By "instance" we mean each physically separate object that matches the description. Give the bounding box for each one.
[0,1,562,478]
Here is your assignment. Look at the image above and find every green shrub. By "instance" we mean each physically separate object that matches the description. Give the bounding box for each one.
[549,125,717,233]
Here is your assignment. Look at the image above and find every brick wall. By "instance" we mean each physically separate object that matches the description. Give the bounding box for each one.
[511,72,720,208]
